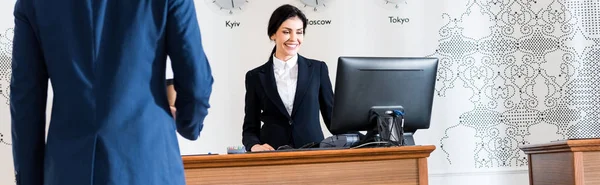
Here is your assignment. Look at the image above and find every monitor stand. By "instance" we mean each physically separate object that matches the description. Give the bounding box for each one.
[323,105,418,148]
[401,132,415,146]
[370,106,405,146]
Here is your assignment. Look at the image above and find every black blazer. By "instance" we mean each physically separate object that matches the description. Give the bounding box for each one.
[242,55,334,150]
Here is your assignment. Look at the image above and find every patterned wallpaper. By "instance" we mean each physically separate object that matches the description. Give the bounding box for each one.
[0,22,14,185]
[429,0,600,168]
[0,28,11,148]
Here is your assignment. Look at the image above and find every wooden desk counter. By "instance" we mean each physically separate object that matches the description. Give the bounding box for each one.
[521,139,600,185]
[183,145,435,185]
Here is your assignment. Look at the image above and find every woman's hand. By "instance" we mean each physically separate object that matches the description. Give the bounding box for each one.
[251,144,275,152]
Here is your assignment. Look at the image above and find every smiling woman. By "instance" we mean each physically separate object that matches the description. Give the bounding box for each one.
[241,4,335,152]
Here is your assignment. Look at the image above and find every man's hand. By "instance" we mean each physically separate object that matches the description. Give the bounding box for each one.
[251,144,275,152]
[170,106,176,119]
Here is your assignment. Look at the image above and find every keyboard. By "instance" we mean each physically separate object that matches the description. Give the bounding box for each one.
[252,147,350,153]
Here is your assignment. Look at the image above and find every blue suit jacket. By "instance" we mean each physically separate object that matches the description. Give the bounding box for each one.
[242,55,334,151]
[10,0,213,184]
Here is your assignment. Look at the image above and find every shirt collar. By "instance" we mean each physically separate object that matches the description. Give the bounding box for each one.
[273,54,298,70]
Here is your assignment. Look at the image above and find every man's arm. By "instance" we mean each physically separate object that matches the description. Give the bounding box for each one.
[166,0,213,140]
[10,1,48,184]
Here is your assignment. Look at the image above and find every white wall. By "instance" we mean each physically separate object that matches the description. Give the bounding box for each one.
[2,0,600,185]
[181,0,441,155]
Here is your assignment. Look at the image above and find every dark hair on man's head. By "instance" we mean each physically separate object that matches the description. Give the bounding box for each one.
[267,4,308,55]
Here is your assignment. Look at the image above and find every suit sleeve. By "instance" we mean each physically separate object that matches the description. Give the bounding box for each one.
[10,1,48,184]
[319,62,334,132]
[166,0,213,140]
[242,71,261,151]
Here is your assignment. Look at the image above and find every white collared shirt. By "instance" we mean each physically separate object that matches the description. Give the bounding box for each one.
[273,54,298,116]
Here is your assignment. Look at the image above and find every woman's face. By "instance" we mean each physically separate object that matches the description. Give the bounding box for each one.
[271,16,304,61]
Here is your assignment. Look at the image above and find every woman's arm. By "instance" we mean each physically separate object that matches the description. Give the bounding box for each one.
[242,72,262,149]
[242,72,274,151]
[318,62,334,132]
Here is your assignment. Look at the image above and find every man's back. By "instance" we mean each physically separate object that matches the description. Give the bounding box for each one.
[10,0,213,184]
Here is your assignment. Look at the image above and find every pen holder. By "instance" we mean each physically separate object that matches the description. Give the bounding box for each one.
[227,146,246,154]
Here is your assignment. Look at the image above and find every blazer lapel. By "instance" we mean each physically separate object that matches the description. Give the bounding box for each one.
[291,55,313,117]
[259,59,292,119]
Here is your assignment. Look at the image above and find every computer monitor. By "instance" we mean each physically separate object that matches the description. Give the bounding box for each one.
[330,57,438,145]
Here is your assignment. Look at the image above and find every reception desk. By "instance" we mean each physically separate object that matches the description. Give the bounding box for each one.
[520,139,600,185]
[182,146,435,185]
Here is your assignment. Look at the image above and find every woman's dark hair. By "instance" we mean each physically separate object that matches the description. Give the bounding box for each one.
[267,4,308,56]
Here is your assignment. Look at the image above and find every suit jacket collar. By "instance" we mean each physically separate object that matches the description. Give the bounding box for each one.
[291,55,313,117]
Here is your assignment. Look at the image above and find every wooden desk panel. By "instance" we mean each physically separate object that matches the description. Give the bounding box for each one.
[183,146,435,185]
[583,152,600,185]
[529,152,574,185]
[521,139,600,185]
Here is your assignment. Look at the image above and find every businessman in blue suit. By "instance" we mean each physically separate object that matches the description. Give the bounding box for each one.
[10,0,213,184]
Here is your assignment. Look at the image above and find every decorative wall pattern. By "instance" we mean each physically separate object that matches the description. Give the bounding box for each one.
[430,0,600,168]
[0,133,9,146]
[0,28,11,106]
[0,28,12,147]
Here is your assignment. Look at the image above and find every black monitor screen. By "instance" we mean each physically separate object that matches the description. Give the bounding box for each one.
[330,57,439,136]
